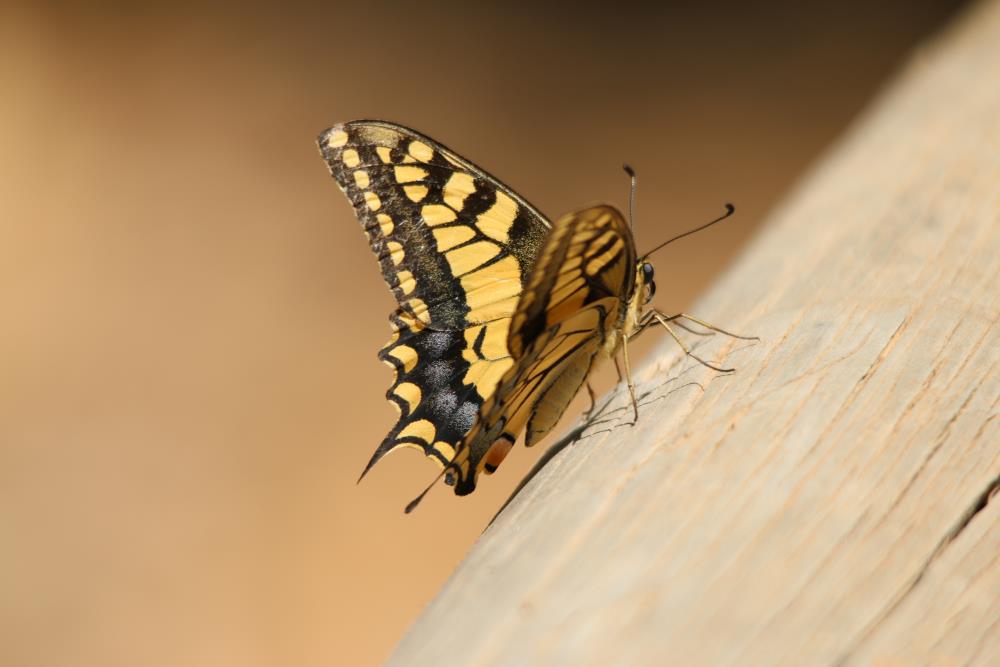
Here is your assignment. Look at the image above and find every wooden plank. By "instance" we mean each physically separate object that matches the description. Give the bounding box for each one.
[852,494,1000,666]
[389,1,1000,664]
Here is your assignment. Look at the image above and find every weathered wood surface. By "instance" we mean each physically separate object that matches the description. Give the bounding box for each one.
[390,1,1000,664]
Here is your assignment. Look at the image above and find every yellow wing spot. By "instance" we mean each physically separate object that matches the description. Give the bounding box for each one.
[398,309,429,331]
[585,238,624,276]
[571,228,599,244]
[465,276,521,313]
[432,225,475,252]
[377,213,394,235]
[376,146,393,163]
[458,254,519,292]
[463,358,486,387]
[353,170,370,189]
[592,228,620,248]
[386,240,404,265]
[462,325,484,363]
[394,165,428,183]
[443,172,476,210]
[408,297,431,323]
[387,344,418,373]
[469,295,520,325]
[464,358,514,400]
[422,204,457,226]
[399,418,436,444]
[392,382,421,411]
[327,129,348,147]
[461,256,521,312]
[408,141,435,162]
[431,440,456,461]
[446,241,500,277]
[463,320,512,362]
[404,184,429,202]
[481,321,511,359]
[342,148,360,168]
[364,191,382,211]
[476,191,517,243]
[396,269,416,295]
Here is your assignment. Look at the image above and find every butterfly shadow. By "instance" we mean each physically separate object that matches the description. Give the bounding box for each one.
[486,374,706,530]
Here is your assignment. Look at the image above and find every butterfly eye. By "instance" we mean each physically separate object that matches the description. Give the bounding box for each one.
[641,262,654,284]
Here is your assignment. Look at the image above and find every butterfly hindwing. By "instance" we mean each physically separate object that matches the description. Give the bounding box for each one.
[445,206,637,494]
[317,121,551,476]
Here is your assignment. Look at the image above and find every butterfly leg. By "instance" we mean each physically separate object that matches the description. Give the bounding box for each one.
[669,319,716,336]
[582,381,598,419]
[651,312,735,373]
[621,338,640,425]
[625,310,655,341]
[660,312,759,341]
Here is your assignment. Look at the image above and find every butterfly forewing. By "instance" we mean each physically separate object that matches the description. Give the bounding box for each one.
[446,207,637,495]
[318,121,551,477]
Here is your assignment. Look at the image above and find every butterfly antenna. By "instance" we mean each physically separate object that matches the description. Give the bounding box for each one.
[404,465,451,513]
[639,203,735,261]
[623,163,637,233]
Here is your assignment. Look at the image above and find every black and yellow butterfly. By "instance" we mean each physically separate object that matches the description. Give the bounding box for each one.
[318,120,745,510]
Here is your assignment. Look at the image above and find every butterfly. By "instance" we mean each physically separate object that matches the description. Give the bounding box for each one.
[317,120,748,511]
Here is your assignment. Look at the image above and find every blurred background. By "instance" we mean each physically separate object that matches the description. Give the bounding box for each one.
[0,1,967,665]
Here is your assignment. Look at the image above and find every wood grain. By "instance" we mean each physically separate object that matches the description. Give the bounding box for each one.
[389,1,1000,664]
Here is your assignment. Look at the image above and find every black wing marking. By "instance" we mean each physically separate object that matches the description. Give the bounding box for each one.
[317,120,551,477]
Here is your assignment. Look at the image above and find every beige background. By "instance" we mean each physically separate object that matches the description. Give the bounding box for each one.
[0,2,964,666]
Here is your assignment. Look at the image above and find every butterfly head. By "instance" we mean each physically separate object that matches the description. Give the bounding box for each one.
[640,261,656,305]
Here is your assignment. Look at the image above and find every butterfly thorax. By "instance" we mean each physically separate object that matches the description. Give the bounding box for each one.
[603,259,649,358]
